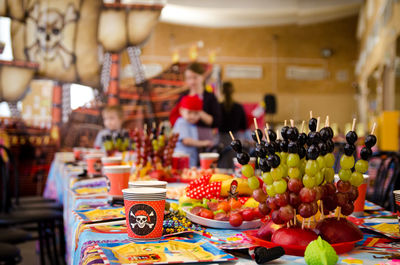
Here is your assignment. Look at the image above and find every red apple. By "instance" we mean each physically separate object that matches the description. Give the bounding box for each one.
[316,217,363,244]
[256,219,282,241]
[271,227,318,247]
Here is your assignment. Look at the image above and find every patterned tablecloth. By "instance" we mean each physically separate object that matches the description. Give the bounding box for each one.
[44,152,400,265]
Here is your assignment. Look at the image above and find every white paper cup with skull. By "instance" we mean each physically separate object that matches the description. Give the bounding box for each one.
[128,180,167,189]
[122,188,166,241]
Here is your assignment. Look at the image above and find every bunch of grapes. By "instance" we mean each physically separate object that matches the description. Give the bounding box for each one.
[162,133,179,167]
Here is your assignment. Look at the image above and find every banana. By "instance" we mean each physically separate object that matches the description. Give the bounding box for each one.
[210,173,233,182]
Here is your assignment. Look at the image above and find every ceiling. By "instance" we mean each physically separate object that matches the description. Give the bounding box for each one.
[159,0,362,28]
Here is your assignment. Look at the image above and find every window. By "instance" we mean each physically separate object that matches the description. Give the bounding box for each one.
[70,84,95,110]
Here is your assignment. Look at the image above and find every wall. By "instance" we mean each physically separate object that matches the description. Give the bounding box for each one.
[127,16,359,127]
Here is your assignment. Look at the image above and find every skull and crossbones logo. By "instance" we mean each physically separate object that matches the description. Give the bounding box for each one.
[25,3,79,69]
[129,204,157,236]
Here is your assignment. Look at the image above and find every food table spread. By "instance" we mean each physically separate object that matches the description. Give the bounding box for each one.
[43,152,400,265]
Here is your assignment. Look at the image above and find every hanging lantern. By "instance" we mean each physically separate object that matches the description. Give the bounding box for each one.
[171,49,180,63]
[189,45,198,61]
[98,3,163,52]
[0,60,38,102]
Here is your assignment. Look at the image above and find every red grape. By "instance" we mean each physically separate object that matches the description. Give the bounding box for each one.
[288,178,303,194]
[253,188,267,203]
[322,194,338,211]
[258,202,271,216]
[324,183,336,196]
[298,203,313,218]
[347,185,359,201]
[279,205,295,222]
[275,192,289,207]
[337,180,351,193]
[299,187,316,203]
[272,210,285,224]
[266,197,279,210]
[336,192,349,207]
[289,192,301,209]
[320,185,328,199]
[313,186,323,201]
[310,201,318,215]
[341,203,354,216]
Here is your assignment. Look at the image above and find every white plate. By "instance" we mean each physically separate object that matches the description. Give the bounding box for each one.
[182,207,262,230]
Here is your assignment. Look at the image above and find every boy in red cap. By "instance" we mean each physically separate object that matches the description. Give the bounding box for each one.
[173,95,213,167]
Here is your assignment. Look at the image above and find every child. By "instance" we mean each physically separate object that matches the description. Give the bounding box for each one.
[173,95,213,167]
[94,105,125,149]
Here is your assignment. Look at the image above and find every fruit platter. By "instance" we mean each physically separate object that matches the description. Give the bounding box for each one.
[176,113,378,261]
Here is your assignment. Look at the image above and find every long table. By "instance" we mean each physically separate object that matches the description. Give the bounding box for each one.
[44,152,400,265]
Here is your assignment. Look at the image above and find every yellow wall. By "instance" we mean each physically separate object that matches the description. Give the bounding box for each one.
[129,16,359,127]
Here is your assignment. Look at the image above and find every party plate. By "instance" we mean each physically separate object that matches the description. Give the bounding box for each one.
[360,215,400,239]
[182,207,262,230]
[243,230,360,256]
[74,206,125,223]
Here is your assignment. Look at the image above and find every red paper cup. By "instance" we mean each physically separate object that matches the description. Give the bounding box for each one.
[73,147,85,161]
[101,156,122,167]
[393,190,400,229]
[103,165,131,196]
[122,188,166,241]
[347,174,369,217]
[233,157,256,178]
[129,180,167,189]
[86,153,104,177]
[172,153,190,170]
[199,153,219,169]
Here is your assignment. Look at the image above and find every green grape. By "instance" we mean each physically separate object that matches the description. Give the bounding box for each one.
[262,172,274,185]
[316,156,325,170]
[271,167,283,181]
[241,164,254,178]
[266,184,276,197]
[305,160,319,176]
[280,152,288,165]
[315,171,324,186]
[280,164,288,178]
[350,172,364,187]
[338,169,352,181]
[287,153,300,168]
[355,159,369,173]
[323,167,335,183]
[248,176,260,190]
[324,153,335,168]
[302,174,316,188]
[288,167,301,179]
[273,179,287,194]
[340,155,355,170]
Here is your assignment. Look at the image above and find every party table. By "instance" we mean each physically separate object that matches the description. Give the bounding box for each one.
[44,152,400,265]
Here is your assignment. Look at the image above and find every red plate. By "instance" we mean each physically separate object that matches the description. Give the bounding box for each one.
[243,230,360,256]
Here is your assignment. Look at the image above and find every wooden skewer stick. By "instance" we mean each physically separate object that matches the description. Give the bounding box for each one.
[320,200,325,220]
[371,122,376,135]
[229,131,235,141]
[336,207,341,220]
[301,120,305,133]
[325,116,329,127]
[310,111,313,119]
[284,120,287,126]
[276,129,280,140]
[307,218,311,228]
[351,118,356,131]
[293,209,297,225]
[264,128,270,143]
[290,119,295,127]
[254,118,259,130]
[302,218,305,230]
[316,117,320,131]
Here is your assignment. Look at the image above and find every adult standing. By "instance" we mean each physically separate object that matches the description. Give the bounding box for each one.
[170,62,221,129]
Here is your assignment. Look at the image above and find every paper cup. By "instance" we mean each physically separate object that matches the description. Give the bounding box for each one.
[233,157,256,178]
[172,153,190,170]
[103,165,131,196]
[199,153,219,169]
[101,156,122,167]
[394,190,400,229]
[122,188,166,241]
[73,147,86,161]
[129,180,168,189]
[86,153,104,177]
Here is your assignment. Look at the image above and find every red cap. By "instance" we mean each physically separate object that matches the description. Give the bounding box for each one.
[180,95,203,111]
